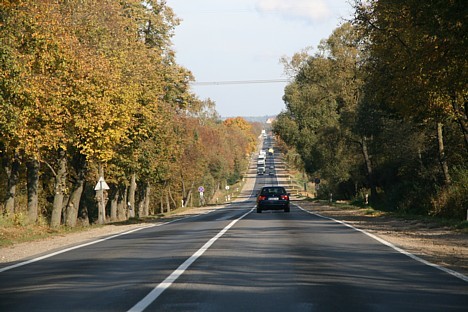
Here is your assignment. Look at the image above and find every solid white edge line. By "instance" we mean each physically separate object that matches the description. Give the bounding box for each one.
[0,213,213,274]
[127,208,254,312]
[297,205,468,283]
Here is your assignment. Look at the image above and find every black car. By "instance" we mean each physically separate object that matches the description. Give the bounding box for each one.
[256,186,290,213]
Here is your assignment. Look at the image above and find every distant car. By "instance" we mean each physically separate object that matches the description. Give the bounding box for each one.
[256,186,290,213]
[269,170,274,176]
[269,165,275,169]
[257,167,265,175]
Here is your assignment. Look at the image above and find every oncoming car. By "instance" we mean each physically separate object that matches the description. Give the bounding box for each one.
[256,186,290,213]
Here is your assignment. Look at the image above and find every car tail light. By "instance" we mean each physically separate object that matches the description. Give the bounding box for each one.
[258,195,267,201]
[280,195,289,200]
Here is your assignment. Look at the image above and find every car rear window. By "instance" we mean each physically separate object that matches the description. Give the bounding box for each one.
[261,187,286,195]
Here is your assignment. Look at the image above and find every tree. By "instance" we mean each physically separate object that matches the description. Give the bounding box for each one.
[351,0,467,215]
[354,0,468,185]
[0,2,75,223]
[276,24,365,197]
[223,117,257,155]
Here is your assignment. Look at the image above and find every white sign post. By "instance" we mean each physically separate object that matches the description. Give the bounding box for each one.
[225,185,230,203]
[94,177,110,224]
[198,186,205,206]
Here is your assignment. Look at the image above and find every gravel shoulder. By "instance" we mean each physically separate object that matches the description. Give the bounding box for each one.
[2,200,467,280]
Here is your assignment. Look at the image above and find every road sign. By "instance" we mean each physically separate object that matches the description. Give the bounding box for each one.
[94,177,110,191]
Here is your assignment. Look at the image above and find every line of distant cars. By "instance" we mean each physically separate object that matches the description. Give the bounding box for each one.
[257,151,266,175]
[256,148,275,175]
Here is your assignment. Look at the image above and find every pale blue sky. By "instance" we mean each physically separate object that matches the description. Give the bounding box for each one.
[165,0,354,117]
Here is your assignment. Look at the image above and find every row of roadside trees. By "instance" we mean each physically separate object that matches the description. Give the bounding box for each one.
[273,1,467,219]
[0,0,258,227]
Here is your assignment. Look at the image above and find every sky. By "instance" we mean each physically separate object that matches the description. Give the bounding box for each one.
[165,0,354,117]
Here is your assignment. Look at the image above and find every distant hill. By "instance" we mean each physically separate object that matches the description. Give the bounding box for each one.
[222,115,276,123]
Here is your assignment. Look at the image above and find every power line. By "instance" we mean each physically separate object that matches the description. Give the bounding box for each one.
[192,79,289,86]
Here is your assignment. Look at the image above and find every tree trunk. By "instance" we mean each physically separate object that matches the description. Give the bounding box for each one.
[62,194,69,224]
[143,183,150,216]
[137,185,144,217]
[65,187,82,227]
[26,158,40,223]
[450,94,468,152]
[110,186,118,222]
[360,136,377,202]
[117,185,127,221]
[137,182,150,217]
[3,155,20,214]
[128,173,137,218]
[168,185,177,208]
[181,175,187,207]
[64,156,86,227]
[437,122,451,185]
[186,182,195,208]
[165,191,170,212]
[188,191,193,208]
[51,150,68,228]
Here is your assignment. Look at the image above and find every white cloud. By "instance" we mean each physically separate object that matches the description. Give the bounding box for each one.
[255,0,332,23]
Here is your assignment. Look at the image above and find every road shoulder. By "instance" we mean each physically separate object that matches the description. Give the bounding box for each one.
[297,200,468,277]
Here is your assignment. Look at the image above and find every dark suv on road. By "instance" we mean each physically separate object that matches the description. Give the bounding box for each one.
[256,186,290,213]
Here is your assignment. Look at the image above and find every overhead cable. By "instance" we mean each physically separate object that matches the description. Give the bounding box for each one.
[192,79,289,86]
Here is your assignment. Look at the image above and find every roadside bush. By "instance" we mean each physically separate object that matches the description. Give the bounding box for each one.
[431,168,468,220]
[381,178,434,214]
[0,212,28,227]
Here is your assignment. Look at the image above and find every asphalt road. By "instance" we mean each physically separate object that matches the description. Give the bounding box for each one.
[0,139,467,311]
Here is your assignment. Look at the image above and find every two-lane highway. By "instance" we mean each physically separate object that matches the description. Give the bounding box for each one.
[2,202,466,311]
